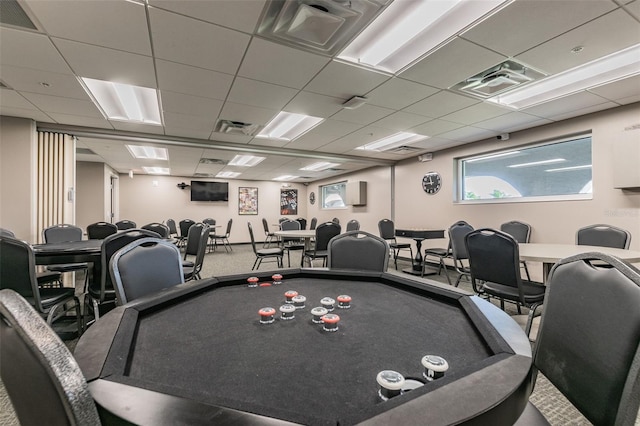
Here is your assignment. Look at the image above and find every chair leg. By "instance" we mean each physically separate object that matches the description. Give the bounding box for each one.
[522,261,531,281]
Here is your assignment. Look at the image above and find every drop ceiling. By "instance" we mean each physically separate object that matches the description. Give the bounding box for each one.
[0,0,638,182]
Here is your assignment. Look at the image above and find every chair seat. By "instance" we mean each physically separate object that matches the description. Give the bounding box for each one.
[31,288,76,310]
[257,248,284,256]
[87,286,115,301]
[483,280,546,304]
[425,247,449,256]
[513,402,551,425]
[182,259,195,267]
[47,262,88,273]
[305,249,328,259]
[36,271,62,286]
[389,242,411,249]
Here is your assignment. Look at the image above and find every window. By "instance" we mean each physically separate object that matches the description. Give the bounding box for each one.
[458,135,592,203]
[321,182,347,209]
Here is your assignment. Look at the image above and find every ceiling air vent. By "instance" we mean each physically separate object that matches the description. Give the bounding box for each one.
[193,173,216,178]
[215,120,260,136]
[387,145,422,154]
[199,158,227,165]
[451,60,546,98]
[0,0,37,30]
[257,0,390,55]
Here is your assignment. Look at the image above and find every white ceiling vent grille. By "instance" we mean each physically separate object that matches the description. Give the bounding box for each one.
[215,120,260,136]
[452,60,546,98]
[193,173,217,178]
[257,0,390,55]
[387,145,422,154]
[199,158,227,165]
[0,0,37,30]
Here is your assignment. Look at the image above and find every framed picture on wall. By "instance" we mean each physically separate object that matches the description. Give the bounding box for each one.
[280,188,298,215]
[238,187,258,215]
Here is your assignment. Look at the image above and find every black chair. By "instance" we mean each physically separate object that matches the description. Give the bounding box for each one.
[443,221,474,287]
[0,227,15,237]
[141,222,170,238]
[328,231,389,272]
[262,218,276,248]
[42,224,89,289]
[0,237,81,333]
[165,218,179,238]
[86,221,118,239]
[178,219,195,247]
[378,219,413,270]
[211,218,233,252]
[576,223,631,249]
[248,222,283,270]
[0,289,101,426]
[84,229,161,329]
[115,219,136,230]
[332,217,340,224]
[346,219,360,231]
[422,241,451,278]
[182,223,209,281]
[280,219,305,267]
[465,228,545,335]
[296,218,307,230]
[309,217,318,230]
[514,253,640,425]
[501,220,532,280]
[303,222,341,267]
[110,237,184,305]
[0,228,62,287]
[202,218,216,251]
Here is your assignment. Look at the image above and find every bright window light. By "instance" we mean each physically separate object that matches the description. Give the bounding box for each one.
[142,167,170,175]
[81,77,162,125]
[300,162,339,171]
[466,151,521,163]
[339,0,511,73]
[508,158,565,168]
[126,145,168,160]
[488,43,640,109]
[273,175,299,181]
[356,132,429,152]
[215,171,241,178]
[256,112,324,141]
[545,164,592,172]
[228,155,265,167]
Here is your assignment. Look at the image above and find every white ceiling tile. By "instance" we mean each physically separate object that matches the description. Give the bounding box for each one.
[371,111,431,131]
[162,91,223,118]
[238,38,330,89]
[614,94,640,105]
[227,77,298,110]
[0,106,54,123]
[0,65,88,100]
[587,74,640,102]
[20,92,103,118]
[522,91,614,119]
[286,119,362,151]
[439,102,512,126]
[0,88,40,109]
[304,61,390,99]
[409,119,464,136]
[437,126,498,142]
[400,38,506,89]
[320,125,397,153]
[330,104,393,125]
[404,91,479,118]
[474,111,552,132]
[163,111,215,132]
[365,78,439,110]
[148,0,265,33]
[461,0,617,57]
[46,113,114,129]
[516,9,640,74]
[53,39,157,88]
[164,125,214,140]
[149,7,250,75]
[156,60,233,101]
[624,0,640,19]
[23,0,152,55]
[539,100,620,122]
[0,28,71,74]
[283,91,343,118]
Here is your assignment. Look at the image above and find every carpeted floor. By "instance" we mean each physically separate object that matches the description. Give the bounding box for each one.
[0,243,612,425]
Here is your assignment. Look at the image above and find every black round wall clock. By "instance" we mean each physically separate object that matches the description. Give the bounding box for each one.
[422,172,442,195]
[309,192,316,205]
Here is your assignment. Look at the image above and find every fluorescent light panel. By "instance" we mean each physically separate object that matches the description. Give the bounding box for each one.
[356,132,429,152]
[142,167,170,175]
[545,164,592,172]
[228,155,265,167]
[216,171,241,178]
[126,145,168,160]
[273,175,299,181]
[256,112,323,141]
[300,162,339,172]
[81,78,162,125]
[339,0,511,73]
[488,43,640,109]
[466,151,521,163]
[508,158,565,168]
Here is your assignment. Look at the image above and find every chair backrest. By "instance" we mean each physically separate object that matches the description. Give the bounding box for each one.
[378,219,396,241]
[87,221,118,239]
[500,220,531,243]
[110,237,184,305]
[534,253,640,425]
[448,220,474,261]
[179,219,195,237]
[93,229,162,301]
[0,237,41,311]
[248,222,258,254]
[332,217,340,224]
[224,218,233,236]
[165,218,178,235]
[314,222,342,251]
[203,218,216,226]
[43,224,83,243]
[297,218,307,230]
[346,219,360,232]
[309,217,318,230]
[184,222,206,257]
[141,222,170,238]
[328,231,389,272]
[465,229,525,301]
[281,219,301,231]
[0,289,101,426]
[576,224,631,249]
[115,220,136,230]
[261,218,271,234]
[0,227,15,237]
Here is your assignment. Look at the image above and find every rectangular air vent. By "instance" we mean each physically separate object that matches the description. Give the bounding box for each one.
[0,0,38,30]
[451,60,546,98]
[215,120,259,136]
[387,145,422,154]
[199,158,227,165]
[193,173,216,178]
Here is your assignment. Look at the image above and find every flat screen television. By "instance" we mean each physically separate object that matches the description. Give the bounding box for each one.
[190,181,229,202]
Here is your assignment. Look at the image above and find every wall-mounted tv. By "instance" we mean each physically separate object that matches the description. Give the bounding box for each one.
[190,181,229,202]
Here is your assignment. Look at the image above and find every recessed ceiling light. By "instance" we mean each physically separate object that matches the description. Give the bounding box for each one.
[356,132,429,152]
[215,171,242,178]
[142,166,170,175]
[81,77,162,125]
[273,175,299,181]
[126,145,168,160]
[228,155,265,167]
[300,162,340,171]
[256,112,324,141]
[545,164,592,172]
[508,158,566,168]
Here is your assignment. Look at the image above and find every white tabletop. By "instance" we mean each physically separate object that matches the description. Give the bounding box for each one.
[274,229,316,238]
[518,243,640,265]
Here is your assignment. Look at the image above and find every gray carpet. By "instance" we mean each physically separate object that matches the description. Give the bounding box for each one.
[0,244,613,425]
